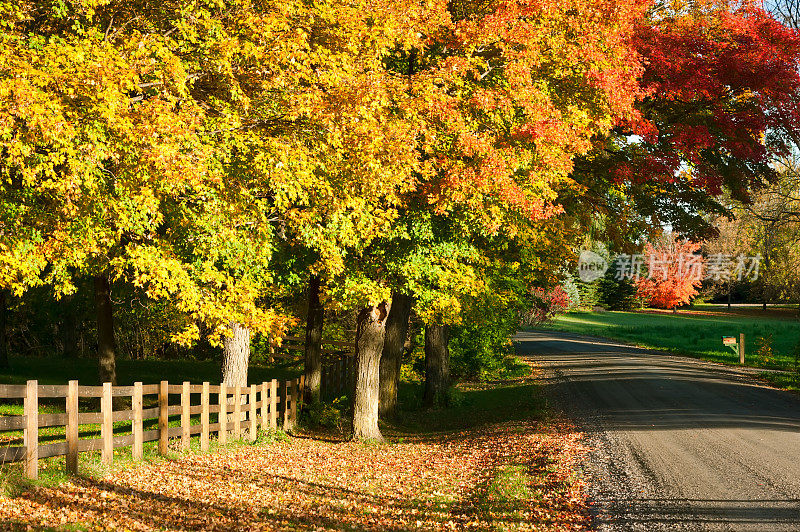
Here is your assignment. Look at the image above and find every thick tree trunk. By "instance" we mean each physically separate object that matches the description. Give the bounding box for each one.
[351,302,390,441]
[303,275,324,404]
[95,274,117,385]
[221,322,250,387]
[0,291,8,369]
[221,322,250,433]
[423,324,450,408]
[378,292,412,418]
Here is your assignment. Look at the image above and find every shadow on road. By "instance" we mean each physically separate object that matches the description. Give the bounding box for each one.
[516,329,800,531]
[515,330,800,433]
[593,497,800,527]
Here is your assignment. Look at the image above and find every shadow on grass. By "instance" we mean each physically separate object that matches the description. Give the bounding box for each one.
[381,379,547,441]
[4,377,591,531]
[294,377,549,443]
[12,424,582,531]
[11,461,458,531]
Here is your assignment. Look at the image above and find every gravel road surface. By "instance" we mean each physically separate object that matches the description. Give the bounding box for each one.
[515,329,800,531]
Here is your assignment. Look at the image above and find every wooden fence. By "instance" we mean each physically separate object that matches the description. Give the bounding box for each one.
[282,335,357,397]
[0,376,304,479]
[282,336,354,355]
[321,353,356,398]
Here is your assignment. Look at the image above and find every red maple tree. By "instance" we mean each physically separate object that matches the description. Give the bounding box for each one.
[568,2,800,240]
[625,3,800,194]
[636,235,705,310]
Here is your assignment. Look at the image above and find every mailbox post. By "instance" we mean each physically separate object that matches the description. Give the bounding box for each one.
[739,333,745,365]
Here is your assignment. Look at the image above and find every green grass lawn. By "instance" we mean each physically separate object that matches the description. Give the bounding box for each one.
[542,310,800,370]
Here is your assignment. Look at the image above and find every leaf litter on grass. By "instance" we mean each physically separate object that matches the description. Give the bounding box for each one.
[0,407,590,531]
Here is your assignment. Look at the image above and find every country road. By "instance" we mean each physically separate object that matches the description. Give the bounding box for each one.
[515,329,800,531]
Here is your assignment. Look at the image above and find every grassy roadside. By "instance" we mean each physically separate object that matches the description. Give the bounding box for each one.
[0,376,591,531]
[540,310,800,391]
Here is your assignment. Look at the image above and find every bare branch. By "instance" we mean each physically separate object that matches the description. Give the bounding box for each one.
[103,15,115,42]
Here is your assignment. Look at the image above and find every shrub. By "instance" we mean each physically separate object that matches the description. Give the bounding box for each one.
[756,335,775,367]
[305,397,345,429]
[519,286,571,326]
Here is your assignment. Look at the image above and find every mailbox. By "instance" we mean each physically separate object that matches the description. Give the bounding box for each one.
[722,336,737,346]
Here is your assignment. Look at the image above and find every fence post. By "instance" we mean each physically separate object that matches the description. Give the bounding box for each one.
[159,380,169,455]
[321,361,327,398]
[283,380,292,430]
[181,381,190,451]
[133,382,143,460]
[298,375,305,411]
[269,379,278,430]
[739,333,746,364]
[249,384,257,442]
[233,385,242,439]
[342,358,348,394]
[101,382,113,466]
[201,382,210,452]
[66,380,78,474]
[327,360,333,396]
[24,380,38,479]
[291,378,299,426]
[260,382,268,432]
[342,355,350,394]
[219,382,227,445]
[333,355,344,395]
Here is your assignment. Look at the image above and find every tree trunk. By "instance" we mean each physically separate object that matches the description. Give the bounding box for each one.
[762,242,771,312]
[221,322,250,387]
[351,302,390,441]
[303,275,324,404]
[0,291,8,369]
[379,292,412,418]
[62,294,78,358]
[423,324,450,408]
[727,282,732,310]
[95,274,117,385]
[221,322,250,433]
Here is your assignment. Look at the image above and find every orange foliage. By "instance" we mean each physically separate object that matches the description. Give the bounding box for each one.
[412,0,647,231]
[636,235,704,309]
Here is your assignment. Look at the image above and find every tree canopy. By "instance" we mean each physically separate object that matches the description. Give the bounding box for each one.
[2,0,800,438]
